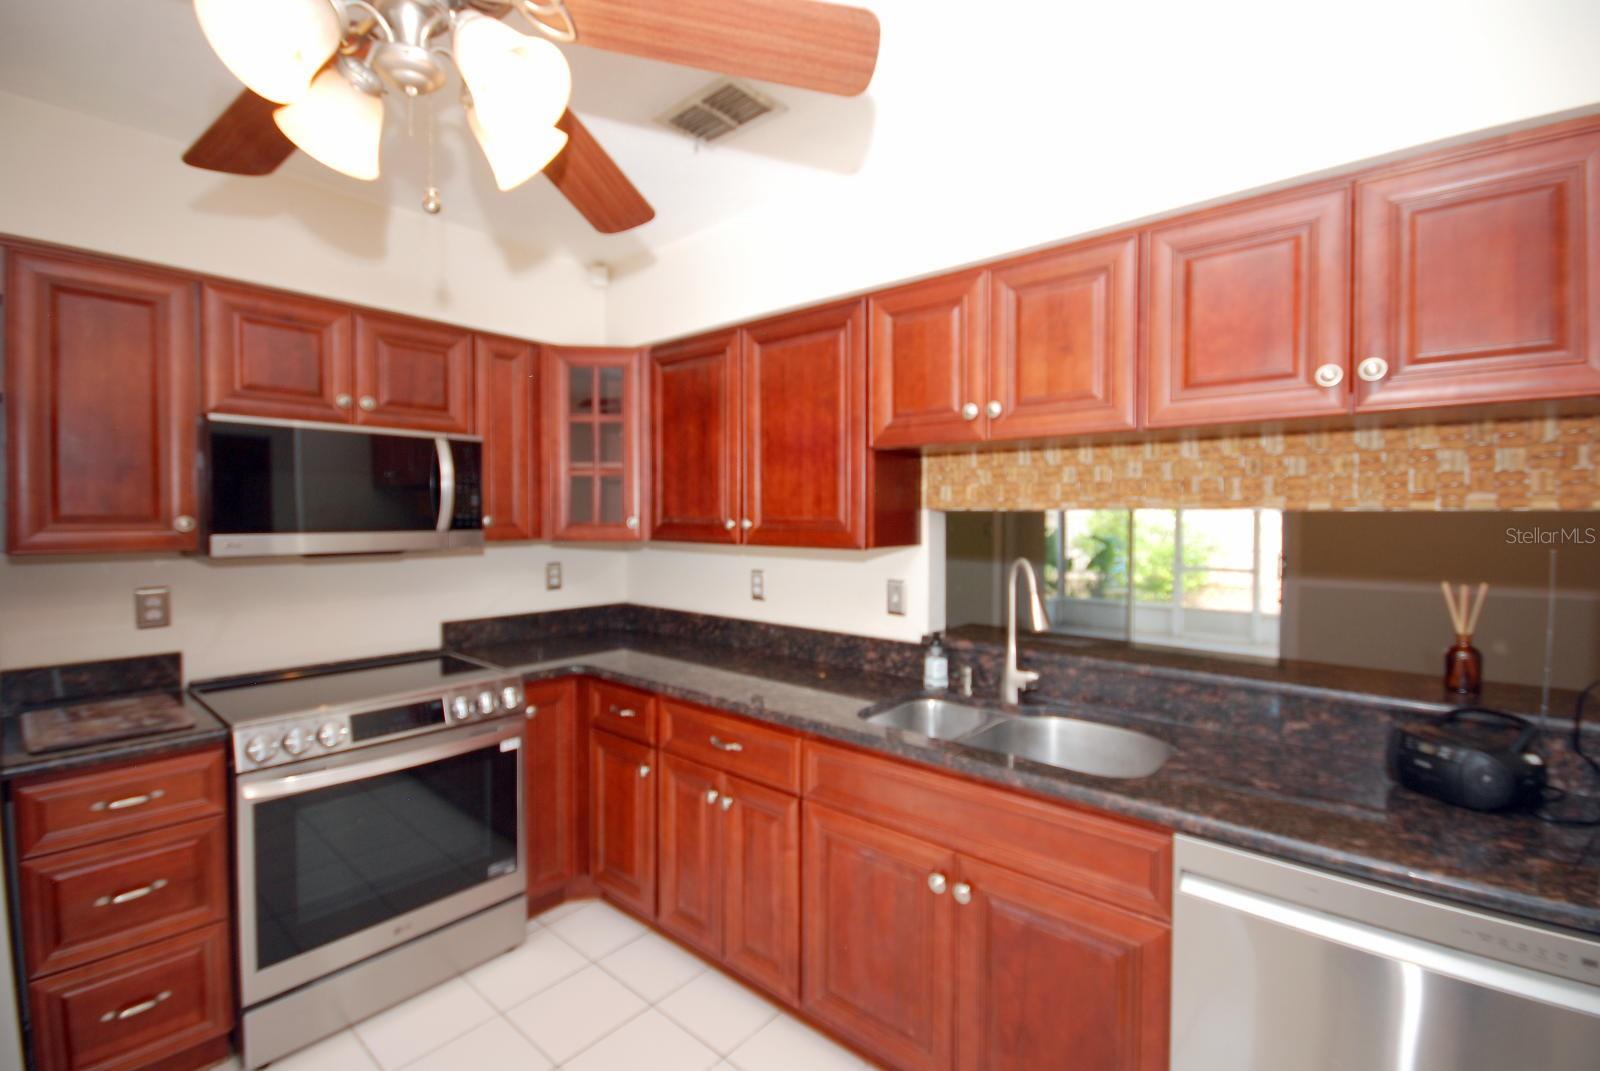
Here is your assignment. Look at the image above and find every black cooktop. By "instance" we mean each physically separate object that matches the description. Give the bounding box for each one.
[190,652,496,726]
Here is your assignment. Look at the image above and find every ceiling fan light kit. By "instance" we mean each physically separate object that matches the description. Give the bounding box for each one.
[183,0,881,234]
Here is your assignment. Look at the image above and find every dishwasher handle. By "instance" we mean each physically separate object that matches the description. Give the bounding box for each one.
[1179,873,1600,1019]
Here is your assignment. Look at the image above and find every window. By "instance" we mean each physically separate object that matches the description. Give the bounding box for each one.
[1043,508,1283,657]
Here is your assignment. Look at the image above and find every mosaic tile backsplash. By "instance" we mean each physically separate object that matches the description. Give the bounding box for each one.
[922,414,1600,512]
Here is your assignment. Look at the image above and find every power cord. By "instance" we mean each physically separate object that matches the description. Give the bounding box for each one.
[1537,677,1600,826]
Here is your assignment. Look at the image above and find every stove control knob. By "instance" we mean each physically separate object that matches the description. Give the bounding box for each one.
[316,722,345,749]
[477,691,496,716]
[501,685,522,711]
[451,696,472,722]
[281,727,310,756]
[244,735,277,765]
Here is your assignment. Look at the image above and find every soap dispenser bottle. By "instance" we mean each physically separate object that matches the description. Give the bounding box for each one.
[923,634,950,691]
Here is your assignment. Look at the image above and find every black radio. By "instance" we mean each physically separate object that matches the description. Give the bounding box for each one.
[1388,707,1547,812]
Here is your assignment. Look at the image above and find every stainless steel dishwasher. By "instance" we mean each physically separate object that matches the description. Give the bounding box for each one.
[1172,835,1600,1070]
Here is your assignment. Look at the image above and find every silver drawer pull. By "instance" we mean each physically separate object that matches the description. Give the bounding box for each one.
[95,879,168,908]
[709,736,743,752]
[91,789,164,812]
[100,990,170,1023]
[611,706,638,719]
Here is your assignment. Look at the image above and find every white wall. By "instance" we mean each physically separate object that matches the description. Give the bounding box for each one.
[0,91,606,344]
[604,0,1600,343]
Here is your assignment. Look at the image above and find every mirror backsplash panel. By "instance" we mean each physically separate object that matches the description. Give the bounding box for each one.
[923,414,1599,512]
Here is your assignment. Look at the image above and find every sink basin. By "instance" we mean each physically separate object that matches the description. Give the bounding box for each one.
[862,698,998,740]
[961,716,1172,779]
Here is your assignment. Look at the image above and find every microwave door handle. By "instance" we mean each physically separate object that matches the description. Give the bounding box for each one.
[435,438,455,533]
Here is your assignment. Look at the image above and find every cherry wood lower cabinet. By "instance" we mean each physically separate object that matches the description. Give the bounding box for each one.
[657,755,725,956]
[589,727,657,916]
[523,677,579,902]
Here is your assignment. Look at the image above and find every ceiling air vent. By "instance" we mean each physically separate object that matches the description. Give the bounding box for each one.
[657,79,785,143]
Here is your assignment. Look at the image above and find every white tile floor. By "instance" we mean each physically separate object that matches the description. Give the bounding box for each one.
[220,899,877,1071]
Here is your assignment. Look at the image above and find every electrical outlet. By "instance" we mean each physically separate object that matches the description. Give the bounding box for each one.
[135,587,170,629]
[886,579,906,616]
[545,562,562,590]
[750,569,766,601]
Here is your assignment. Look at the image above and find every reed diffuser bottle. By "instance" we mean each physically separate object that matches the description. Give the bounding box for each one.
[1441,582,1487,696]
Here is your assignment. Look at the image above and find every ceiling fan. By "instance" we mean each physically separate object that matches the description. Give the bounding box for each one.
[183,0,881,233]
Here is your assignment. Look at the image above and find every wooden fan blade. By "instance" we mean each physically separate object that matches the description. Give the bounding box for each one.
[562,0,879,97]
[546,111,655,234]
[182,91,295,176]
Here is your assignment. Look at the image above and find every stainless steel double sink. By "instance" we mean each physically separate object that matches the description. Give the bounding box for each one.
[860,697,1172,779]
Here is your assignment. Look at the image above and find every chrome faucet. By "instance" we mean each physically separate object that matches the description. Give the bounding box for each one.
[1003,557,1050,704]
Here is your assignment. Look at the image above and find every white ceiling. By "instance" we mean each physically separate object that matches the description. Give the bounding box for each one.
[0,0,880,266]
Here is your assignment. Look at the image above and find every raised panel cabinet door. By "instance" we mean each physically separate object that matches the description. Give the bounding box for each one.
[657,754,724,958]
[201,282,353,422]
[869,271,989,447]
[721,775,801,1004]
[954,856,1170,1071]
[5,248,201,554]
[523,678,577,903]
[1355,129,1600,411]
[353,311,474,433]
[741,300,868,549]
[987,235,1139,439]
[589,728,657,917]
[475,335,541,541]
[651,331,741,543]
[802,803,956,1071]
[1144,188,1353,427]
[544,346,648,541]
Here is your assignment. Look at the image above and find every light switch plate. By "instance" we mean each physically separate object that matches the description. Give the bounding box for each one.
[750,569,766,601]
[545,562,562,590]
[135,586,170,629]
[886,579,906,615]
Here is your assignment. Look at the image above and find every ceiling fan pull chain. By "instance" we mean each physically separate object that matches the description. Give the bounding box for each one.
[423,94,443,215]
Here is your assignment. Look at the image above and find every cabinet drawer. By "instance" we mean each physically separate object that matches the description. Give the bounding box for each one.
[20,818,229,978]
[661,701,801,794]
[29,923,233,1071]
[589,681,658,744]
[13,749,227,859]
[803,741,1172,920]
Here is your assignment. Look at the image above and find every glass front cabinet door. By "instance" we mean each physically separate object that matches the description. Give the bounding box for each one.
[543,346,647,541]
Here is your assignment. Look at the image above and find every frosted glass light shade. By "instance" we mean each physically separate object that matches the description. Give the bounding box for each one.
[274,69,384,181]
[468,106,568,191]
[454,11,572,131]
[193,0,340,104]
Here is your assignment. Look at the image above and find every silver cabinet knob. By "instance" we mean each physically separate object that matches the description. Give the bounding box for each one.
[1357,357,1390,383]
[625,515,640,531]
[960,401,979,421]
[638,764,651,779]
[705,789,720,805]
[952,882,972,905]
[720,795,733,811]
[740,518,753,530]
[173,515,196,533]
[724,518,737,530]
[1313,363,1345,388]
[986,400,1002,419]
[928,872,948,895]
[482,515,494,527]
[524,703,538,718]
[335,393,353,409]
[358,395,377,411]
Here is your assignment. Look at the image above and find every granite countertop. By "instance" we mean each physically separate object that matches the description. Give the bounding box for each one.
[0,692,229,782]
[456,632,1600,936]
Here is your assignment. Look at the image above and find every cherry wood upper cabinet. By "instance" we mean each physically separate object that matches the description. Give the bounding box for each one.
[742,301,918,549]
[352,311,474,433]
[523,678,577,903]
[475,335,540,541]
[954,855,1170,1071]
[651,331,741,543]
[545,346,648,542]
[802,803,956,1071]
[201,283,353,423]
[869,271,989,447]
[989,236,1140,439]
[589,728,656,917]
[1144,187,1353,428]
[1355,128,1600,411]
[5,248,201,555]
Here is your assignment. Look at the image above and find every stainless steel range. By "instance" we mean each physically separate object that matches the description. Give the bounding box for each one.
[191,652,530,1070]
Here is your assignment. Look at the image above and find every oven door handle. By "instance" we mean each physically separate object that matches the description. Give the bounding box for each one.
[239,722,518,802]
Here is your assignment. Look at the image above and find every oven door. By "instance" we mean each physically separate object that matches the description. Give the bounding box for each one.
[236,720,523,1007]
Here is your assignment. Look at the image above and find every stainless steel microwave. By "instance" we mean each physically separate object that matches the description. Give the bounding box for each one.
[205,415,484,557]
